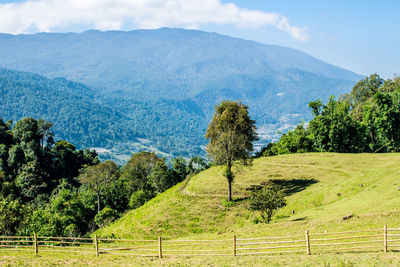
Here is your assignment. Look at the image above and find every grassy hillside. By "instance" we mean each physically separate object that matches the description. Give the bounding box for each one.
[98,153,400,240]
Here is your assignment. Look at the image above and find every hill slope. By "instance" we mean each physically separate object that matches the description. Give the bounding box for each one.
[98,153,400,240]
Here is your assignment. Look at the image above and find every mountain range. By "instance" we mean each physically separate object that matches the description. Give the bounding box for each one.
[0,28,363,161]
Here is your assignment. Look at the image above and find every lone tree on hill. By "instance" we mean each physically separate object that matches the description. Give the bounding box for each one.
[249,187,286,223]
[205,100,258,201]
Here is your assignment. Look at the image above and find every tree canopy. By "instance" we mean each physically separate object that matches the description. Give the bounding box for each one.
[205,100,258,201]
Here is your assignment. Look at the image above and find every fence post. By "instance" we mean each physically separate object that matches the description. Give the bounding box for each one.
[233,234,236,257]
[384,225,388,252]
[305,230,311,255]
[94,234,99,257]
[33,233,38,255]
[158,236,163,259]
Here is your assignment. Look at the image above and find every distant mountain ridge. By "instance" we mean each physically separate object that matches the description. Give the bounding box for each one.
[0,28,361,97]
[0,28,363,160]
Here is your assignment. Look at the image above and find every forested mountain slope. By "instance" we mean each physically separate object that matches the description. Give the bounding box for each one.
[0,68,206,159]
[0,68,138,149]
[0,28,363,158]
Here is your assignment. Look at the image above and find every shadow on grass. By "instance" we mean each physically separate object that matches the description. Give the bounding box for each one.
[246,178,318,196]
[291,216,308,222]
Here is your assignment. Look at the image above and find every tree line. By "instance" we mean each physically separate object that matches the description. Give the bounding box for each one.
[258,74,400,156]
[0,117,208,236]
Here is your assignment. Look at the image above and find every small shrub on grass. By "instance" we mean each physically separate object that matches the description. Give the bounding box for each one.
[248,187,286,223]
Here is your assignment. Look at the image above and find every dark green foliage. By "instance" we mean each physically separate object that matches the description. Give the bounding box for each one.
[129,190,151,209]
[121,152,162,195]
[308,96,363,153]
[149,161,174,194]
[6,144,24,179]
[261,123,314,156]
[259,74,400,156]
[171,157,188,182]
[49,186,93,235]
[0,117,99,236]
[79,160,120,214]
[52,141,100,188]
[101,179,130,213]
[0,197,29,235]
[15,161,48,199]
[248,187,287,223]
[94,207,119,228]
[0,116,189,236]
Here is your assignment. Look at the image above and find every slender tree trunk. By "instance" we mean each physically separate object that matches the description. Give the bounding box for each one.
[227,160,233,201]
[97,193,100,214]
[228,180,232,201]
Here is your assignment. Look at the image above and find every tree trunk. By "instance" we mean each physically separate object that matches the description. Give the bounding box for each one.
[97,193,100,214]
[228,180,232,202]
[227,160,233,201]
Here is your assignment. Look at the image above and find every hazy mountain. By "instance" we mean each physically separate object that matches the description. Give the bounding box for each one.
[0,28,363,159]
[0,68,139,148]
[0,68,207,161]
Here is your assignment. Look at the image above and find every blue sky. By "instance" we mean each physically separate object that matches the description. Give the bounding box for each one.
[216,0,399,78]
[0,0,398,78]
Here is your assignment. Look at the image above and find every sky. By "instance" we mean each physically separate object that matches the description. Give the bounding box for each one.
[0,0,398,78]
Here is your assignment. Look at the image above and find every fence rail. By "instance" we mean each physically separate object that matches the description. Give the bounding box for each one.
[1,225,399,258]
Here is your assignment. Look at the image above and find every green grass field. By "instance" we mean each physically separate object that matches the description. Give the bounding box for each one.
[98,153,400,240]
[2,153,400,266]
[2,250,400,266]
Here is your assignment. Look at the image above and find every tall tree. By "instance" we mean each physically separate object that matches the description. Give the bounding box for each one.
[79,160,120,214]
[205,100,258,201]
[171,157,188,182]
[37,119,54,149]
[149,161,174,194]
[120,152,162,195]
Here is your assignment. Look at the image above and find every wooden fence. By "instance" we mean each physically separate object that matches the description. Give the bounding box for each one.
[1,225,399,258]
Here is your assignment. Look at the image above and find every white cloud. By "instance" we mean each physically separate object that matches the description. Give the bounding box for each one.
[0,0,309,41]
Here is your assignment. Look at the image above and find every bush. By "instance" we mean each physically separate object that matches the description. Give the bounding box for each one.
[0,197,30,235]
[129,190,151,209]
[248,187,286,223]
[94,207,119,228]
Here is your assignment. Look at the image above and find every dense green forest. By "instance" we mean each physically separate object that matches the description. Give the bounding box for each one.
[0,68,207,158]
[258,74,400,156]
[0,116,208,236]
[0,68,140,149]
